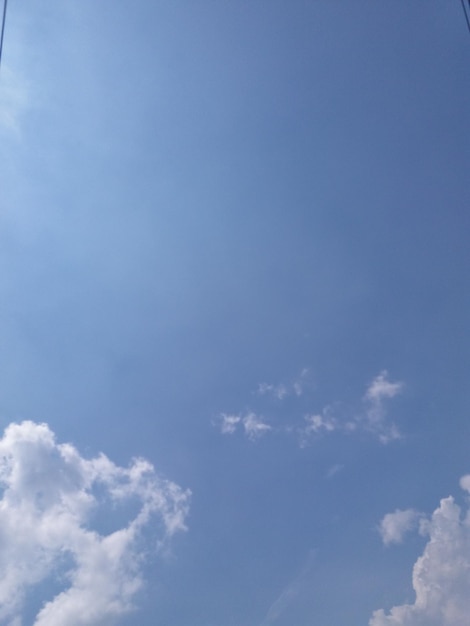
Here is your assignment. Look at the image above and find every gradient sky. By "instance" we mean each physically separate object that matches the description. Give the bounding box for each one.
[0,2,470,625]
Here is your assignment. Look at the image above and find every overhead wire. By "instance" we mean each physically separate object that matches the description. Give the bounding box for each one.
[1,2,469,76]
[0,1,469,69]
[0,0,8,70]
[461,0,470,35]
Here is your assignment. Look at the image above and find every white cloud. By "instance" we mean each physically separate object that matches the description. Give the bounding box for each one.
[242,413,271,440]
[299,371,403,445]
[216,412,271,441]
[365,370,404,403]
[217,370,404,446]
[0,421,190,626]
[300,371,403,445]
[362,371,404,443]
[218,413,241,435]
[304,412,338,435]
[257,383,288,400]
[257,369,311,400]
[459,474,470,493]
[379,509,422,546]
[371,484,470,625]
[299,410,340,447]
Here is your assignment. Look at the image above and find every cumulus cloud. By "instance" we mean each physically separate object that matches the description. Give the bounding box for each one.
[371,482,470,625]
[379,509,422,546]
[0,421,190,626]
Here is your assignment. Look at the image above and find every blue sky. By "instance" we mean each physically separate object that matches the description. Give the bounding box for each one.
[0,1,469,625]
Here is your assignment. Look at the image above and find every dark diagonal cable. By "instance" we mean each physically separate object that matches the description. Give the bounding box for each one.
[462,0,470,35]
[0,0,8,70]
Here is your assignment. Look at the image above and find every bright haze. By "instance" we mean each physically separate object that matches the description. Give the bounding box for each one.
[0,2,469,625]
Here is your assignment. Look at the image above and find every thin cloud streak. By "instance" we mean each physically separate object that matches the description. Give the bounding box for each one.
[259,551,316,626]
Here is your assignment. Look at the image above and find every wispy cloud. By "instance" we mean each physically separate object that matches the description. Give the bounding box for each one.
[299,371,403,445]
[304,411,338,435]
[299,408,341,447]
[365,370,404,403]
[371,479,470,625]
[218,413,241,435]
[216,413,271,441]
[362,371,404,443]
[257,382,289,400]
[243,413,272,440]
[0,421,190,625]
[257,368,311,400]
[326,463,344,479]
[215,370,404,446]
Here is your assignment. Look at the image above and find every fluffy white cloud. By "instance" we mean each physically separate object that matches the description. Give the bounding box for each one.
[379,509,422,546]
[371,484,470,625]
[0,421,190,626]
